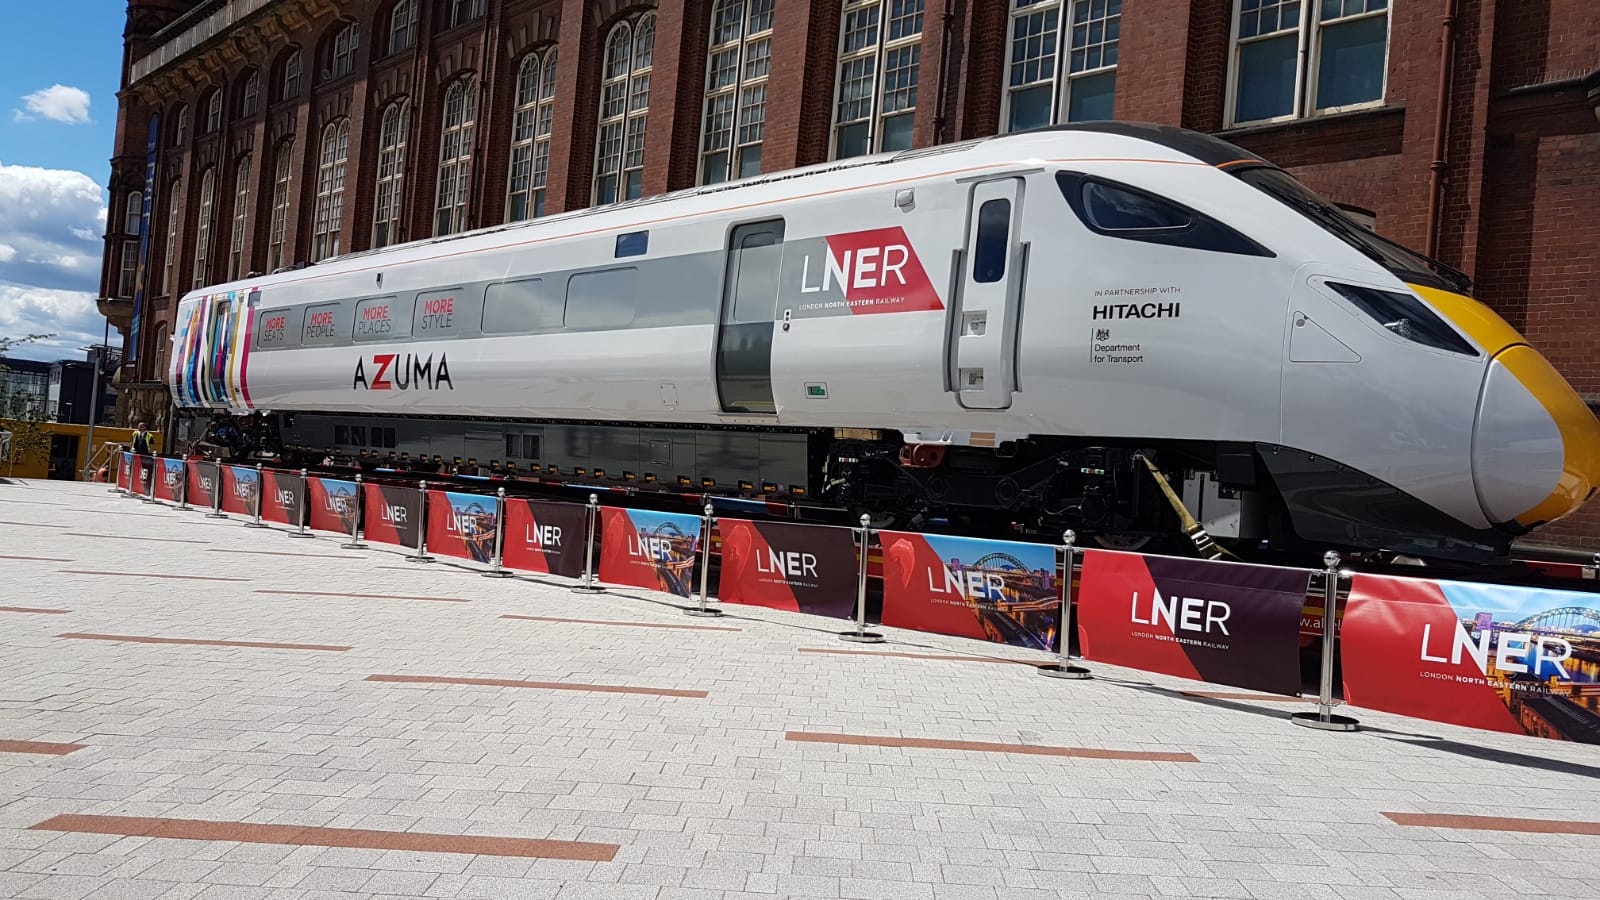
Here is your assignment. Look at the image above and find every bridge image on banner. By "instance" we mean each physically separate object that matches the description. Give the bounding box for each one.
[1342,575,1600,743]
[880,531,1060,652]
[427,490,499,564]
[306,478,359,534]
[599,507,702,598]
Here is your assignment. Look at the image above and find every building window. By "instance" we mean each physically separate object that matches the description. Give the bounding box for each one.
[192,168,216,288]
[373,100,409,248]
[699,0,773,184]
[267,140,294,271]
[311,119,350,261]
[390,0,418,53]
[507,49,557,222]
[1229,0,1389,126]
[325,22,360,80]
[173,105,188,146]
[229,153,252,280]
[124,191,143,235]
[447,0,485,28]
[240,70,260,116]
[118,240,139,298]
[281,49,303,101]
[594,13,655,205]
[831,0,924,159]
[1003,0,1119,132]
[205,89,222,132]
[162,180,180,293]
[435,78,476,235]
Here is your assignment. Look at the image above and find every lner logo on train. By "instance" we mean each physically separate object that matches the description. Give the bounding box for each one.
[791,227,944,316]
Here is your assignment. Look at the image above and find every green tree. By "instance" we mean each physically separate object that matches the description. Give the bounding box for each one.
[0,334,57,477]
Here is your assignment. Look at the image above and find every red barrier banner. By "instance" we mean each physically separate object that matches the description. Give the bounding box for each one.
[154,458,184,502]
[1342,574,1600,742]
[719,519,858,619]
[503,499,586,578]
[1077,549,1309,696]
[306,478,359,534]
[221,466,258,515]
[260,470,304,527]
[880,531,1060,651]
[362,483,421,548]
[130,454,152,495]
[186,461,219,509]
[426,490,498,564]
[117,452,133,490]
[598,507,702,597]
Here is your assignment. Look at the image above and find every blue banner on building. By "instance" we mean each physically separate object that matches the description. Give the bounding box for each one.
[127,113,158,366]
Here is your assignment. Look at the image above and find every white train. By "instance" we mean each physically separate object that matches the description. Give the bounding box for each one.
[169,122,1600,563]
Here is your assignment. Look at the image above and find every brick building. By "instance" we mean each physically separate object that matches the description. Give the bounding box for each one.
[96,0,1600,545]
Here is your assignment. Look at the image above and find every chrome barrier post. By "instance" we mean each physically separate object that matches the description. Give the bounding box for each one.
[406,480,434,562]
[1040,530,1092,680]
[838,514,885,643]
[245,463,269,527]
[1292,551,1359,732]
[685,502,723,617]
[178,462,189,510]
[572,494,604,594]
[482,487,514,578]
[287,468,313,538]
[206,463,228,519]
[340,475,367,549]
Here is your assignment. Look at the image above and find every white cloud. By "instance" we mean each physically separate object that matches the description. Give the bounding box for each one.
[0,161,109,359]
[0,244,15,263]
[0,283,106,361]
[13,84,92,125]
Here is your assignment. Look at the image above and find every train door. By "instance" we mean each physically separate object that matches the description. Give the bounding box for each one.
[716,219,785,414]
[949,177,1024,410]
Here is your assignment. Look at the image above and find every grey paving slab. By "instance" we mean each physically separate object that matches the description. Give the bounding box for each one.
[3,479,1600,899]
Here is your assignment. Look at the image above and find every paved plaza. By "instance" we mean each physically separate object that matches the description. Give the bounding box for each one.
[4,479,1600,900]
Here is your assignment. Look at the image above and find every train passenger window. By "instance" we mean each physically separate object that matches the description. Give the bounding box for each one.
[483,278,563,334]
[615,231,649,258]
[302,301,351,346]
[256,307,296,349]
[1056,171,1273,257]
[334,425,351,445]
[504,434,541,459]
[732,232,783,323]
[414,289,464,337]
[972,198,1011,284]
[350,425,367,446]
[565,268,638,330]
[354,295,409,342]
[380,427,397,448]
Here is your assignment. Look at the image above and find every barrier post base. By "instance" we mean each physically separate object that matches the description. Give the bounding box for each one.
[571,584,605,594]
[286,530,314,539]
[1290,711,1359,732]
[1038,663,1093,680]
[838,631,885,644]
[244,520,270,529]
[206,511,229,519]
[405,554,434,563]
[339,539,366,550]
[481,569,516,578]
[684,607,724,618]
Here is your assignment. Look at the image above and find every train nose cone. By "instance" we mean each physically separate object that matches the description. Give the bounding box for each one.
[1473,344,1600,530]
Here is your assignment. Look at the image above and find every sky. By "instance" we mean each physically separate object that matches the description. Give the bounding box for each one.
[0,2,127,362]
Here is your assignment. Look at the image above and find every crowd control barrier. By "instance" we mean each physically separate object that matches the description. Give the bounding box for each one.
[123,456,1600,745]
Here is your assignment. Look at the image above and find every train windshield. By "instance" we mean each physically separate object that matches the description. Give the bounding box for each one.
[1233,166,1472,294]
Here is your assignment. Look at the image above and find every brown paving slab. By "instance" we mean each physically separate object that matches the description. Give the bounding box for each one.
[799,647,1045,666]
[0,740,86,756]
[209,549,353,560]
[0,555,74,562]
[0,606,71,615]
[367,673,708,698]
[501,614,740,633]
[30,814,618,860]
[1182,691,1309,702]
[58,570,246,582]
[257,589,472,603]
[786,731,1198,762]
[60,534,209,544]
[58,633,351,652]
[1383,812,1600,835]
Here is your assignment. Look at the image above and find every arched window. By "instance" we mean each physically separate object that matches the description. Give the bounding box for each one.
[1002,0,1119,132]
[192,168,217,288]
[124,191,144,235]
[240,69,260,117]
[229,153,252,280]
[173,105,188,146]
[325,21,360,80]
[280,49,303,101]
[434,78,476,236]
[594,12,655,204]
[311,119,351,261]
[205,89,223,132]
[831,0,924,158]
[506,49,557,221]
[699,0,773,184]
[161,179,181,293]
[267,139,294,271]
[372,100,410,248]
[390,0,418,53]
